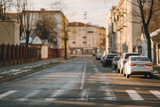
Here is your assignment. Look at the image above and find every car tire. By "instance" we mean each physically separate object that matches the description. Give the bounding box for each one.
[102,62,106,67]
[126,74,130,78]
[149,74,152,79]
[144,74,148,78]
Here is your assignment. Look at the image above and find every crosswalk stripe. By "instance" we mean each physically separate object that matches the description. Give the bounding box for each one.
[0,90,17,99]
[126,90,144,101]
[18,90,41,101]
[149,90,160,99]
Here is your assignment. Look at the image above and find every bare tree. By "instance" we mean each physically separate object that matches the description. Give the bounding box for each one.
[51,0,71,59]
[34,12,59,48]
[128,0,160,60]
[0,0,14,21]
[16,0,27,38]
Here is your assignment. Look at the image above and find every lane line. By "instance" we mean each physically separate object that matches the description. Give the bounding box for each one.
[149,90,160,99]
[126,90,144,101]
[80,90,87,100]
[104,90,117,100]
[19,90,41,101]
[80,63,86,90]
[0,90,17,99]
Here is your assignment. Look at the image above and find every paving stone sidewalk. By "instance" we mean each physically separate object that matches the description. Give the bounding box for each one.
[153,65,160,78]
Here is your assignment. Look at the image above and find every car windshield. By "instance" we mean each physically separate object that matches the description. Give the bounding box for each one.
[131,57,150,61]
[114,57,120,61]
[125,54,139,59]
[107,55,116,58]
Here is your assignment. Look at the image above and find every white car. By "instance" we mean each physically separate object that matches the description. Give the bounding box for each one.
[123,56,153,78]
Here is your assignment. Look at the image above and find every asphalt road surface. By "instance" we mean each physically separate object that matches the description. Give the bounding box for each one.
[0,56,160,107]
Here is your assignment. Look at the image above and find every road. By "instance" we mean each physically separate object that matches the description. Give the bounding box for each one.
[0,56,160,107]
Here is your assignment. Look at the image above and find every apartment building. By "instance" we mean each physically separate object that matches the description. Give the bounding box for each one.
[21,9,69,56]
[68,22,106,55]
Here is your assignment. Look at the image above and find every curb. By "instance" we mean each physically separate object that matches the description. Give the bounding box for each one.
[0,62,62,84]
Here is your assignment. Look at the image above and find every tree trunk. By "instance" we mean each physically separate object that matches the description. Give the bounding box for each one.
[64,38,67,59]
[144,27,152,61]
[26,29,30,47]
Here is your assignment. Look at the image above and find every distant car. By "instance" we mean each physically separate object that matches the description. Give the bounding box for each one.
[92,53,96,56]
[96,53,102,60]
[117,53,140,74]
[102,53,117,67]
[123,56,153,78]
[112,56,120,70]
[100,55,105,63]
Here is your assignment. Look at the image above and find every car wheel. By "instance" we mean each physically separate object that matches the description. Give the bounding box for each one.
[126,74,130,78]
[144,74,148,78]
[149,74,152,79]
[102,62,106,67]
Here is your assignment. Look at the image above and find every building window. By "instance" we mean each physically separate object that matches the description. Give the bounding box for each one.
[141,0,146,3]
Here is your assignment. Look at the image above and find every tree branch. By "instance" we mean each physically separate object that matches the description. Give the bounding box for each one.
[146,0,154,26]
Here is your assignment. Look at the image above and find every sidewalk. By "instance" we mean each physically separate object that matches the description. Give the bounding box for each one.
[0,57,71,83]
[153,65,160,78]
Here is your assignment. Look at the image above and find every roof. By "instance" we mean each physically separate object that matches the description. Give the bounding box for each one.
[68,22,95,27]
[20,35,43,45]
[151,29,160,44]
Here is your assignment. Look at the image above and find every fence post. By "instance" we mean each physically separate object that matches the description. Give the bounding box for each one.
[7,44,11,65]
[2,43,6,66]
[16,45,19,64]
[12,44,15,65]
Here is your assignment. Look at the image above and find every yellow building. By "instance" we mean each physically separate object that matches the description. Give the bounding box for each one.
[68,22,105,55]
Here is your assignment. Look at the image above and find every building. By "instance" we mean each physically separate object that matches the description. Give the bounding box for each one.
[0,21,19,45]
[110,0,152,55]
[68,22,106,55]
[21,9,69,56]
[106,6,116,54]
[97,27,106,54]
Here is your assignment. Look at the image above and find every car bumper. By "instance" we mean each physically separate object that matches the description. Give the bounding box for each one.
[128,68,153,75]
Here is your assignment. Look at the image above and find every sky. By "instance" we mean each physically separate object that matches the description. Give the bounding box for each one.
[29,0,120,27]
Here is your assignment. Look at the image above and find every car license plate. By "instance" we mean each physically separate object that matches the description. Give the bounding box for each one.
[138,64,144,67]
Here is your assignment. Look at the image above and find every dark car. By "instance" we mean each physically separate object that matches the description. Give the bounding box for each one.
[96,53,102,60]
[102,53,117,67]
[112,56,120,70]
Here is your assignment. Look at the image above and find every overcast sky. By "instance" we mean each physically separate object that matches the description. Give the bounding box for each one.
[29,0,120,27]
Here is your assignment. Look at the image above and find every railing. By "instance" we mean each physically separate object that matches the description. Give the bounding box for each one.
[0,43,38,67]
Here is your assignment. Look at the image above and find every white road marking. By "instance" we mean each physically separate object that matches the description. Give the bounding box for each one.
[104,90,117,100]
[19,90,41,101]
[149,90,160,99]
[126,90,144,101]
[80,63,86,90]
[80,90,87,101]
[0,90,17,99]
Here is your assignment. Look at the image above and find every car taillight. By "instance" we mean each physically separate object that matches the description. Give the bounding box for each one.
[129,64,137,66]
[106,58,109,60]
[146,63,152,66]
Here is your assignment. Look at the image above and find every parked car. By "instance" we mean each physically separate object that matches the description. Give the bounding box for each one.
[96,53,102,60]
[123,56,153,78]
[112,56,120,70]
[102,53,117,67]
[117,53,140,74]
[92,53,96,56]
[100,55,105,63]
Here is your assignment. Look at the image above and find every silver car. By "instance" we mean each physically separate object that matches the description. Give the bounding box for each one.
[123,56,153,78]
[117,53,140,74]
